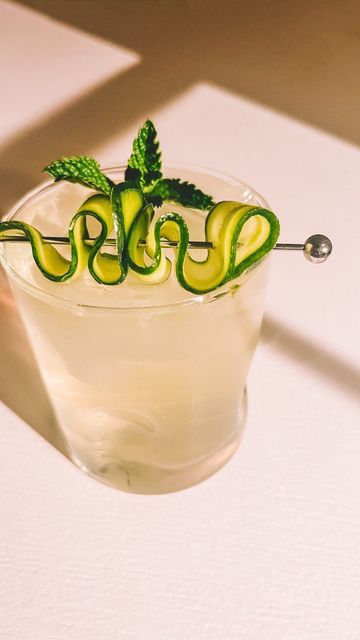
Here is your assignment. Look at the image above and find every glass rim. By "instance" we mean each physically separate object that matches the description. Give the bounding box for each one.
[0,163,270,314]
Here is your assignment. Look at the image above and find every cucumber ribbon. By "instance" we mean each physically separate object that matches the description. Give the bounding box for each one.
[0,184,280,294]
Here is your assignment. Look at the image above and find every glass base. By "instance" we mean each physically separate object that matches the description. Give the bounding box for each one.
[68,389,248,495]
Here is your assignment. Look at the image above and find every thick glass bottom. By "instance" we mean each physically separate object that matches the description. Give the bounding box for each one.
[67,390,248,495]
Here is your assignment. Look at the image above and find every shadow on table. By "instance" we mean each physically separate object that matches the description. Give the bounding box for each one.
[261,315,360,403]
[3,0,360,214]
[0,59,195,215]
[14,0,360,147]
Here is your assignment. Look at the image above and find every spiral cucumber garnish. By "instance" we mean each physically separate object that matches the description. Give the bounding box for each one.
[0,183,280,294]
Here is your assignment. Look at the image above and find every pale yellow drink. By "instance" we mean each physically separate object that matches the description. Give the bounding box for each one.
[1,166,270,493]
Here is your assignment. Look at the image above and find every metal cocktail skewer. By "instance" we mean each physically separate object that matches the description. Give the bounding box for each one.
[0,233,332,263]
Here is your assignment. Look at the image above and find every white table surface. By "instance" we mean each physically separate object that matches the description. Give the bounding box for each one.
[1,2,360,638]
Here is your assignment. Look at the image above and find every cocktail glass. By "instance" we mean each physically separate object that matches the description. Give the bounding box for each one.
[0,165,270,494]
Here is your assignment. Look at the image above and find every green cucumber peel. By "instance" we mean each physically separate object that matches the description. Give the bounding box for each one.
[232,208,280,279]
[127,205,157,275]
[2,120,281,294]
[0,194,280,294]
[127,202,280,294]
[0,193,130,285]
[127,211,189,281]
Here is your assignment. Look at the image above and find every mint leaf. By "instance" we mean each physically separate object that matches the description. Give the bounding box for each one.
[124,166,141,183]
[43,156,114,196]
[146,193,164,208]
[150,178,215,210]
[127,120,162,192]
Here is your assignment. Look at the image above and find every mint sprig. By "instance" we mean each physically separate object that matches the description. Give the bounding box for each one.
[126,119,162,192]
[43,156,114,196]
[126,120,214,210]
[43,120,215,210]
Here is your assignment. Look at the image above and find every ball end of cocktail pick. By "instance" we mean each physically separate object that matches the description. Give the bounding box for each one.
[303,234,332,263]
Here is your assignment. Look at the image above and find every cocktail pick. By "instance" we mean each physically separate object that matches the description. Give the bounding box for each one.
[0,233,332,263]
[274,234,332,263]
